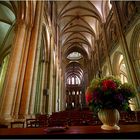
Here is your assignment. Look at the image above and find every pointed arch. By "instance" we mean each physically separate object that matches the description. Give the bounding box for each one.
[112,51,128,83]
[130,23,140,85]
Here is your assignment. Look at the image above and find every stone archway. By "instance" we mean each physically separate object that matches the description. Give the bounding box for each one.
[130,23,140,87]
[112,51,128,83]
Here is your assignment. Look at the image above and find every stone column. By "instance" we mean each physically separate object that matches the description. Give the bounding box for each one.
[12,24,33,120]
[102,23,114,75]
[0,20,28,123]
[52,73,56,112]
[48,36,54,114]
[96,40,102,77]
[39,62,46,114]
[19,1,43,118]
[28,35,43,117]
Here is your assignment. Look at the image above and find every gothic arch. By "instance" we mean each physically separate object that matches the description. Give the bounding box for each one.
[112,51,128,83]
[112,51,122,76]
[102,65,109,77]
[130,23,140,85]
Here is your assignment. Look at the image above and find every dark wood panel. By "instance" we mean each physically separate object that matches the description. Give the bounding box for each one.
[0,125,140,138]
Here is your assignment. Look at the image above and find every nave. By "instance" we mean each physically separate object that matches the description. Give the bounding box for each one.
[0,1,140,138]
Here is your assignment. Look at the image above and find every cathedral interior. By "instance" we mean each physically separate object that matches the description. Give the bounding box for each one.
[0,0,140,133]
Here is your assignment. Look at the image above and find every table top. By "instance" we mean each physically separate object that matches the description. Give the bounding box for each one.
[0,125,140,138]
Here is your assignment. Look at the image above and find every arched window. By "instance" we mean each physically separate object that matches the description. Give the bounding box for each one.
[67,52,83,61]
[67,75,81,85]
[130,24,140,87]
[119,55,128,83]
[108,0,112,9]
[113,52,128,83]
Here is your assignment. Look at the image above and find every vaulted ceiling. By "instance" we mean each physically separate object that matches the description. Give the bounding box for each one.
[0,1,16,61]
[0,1,112,85]
[56,1,111,85]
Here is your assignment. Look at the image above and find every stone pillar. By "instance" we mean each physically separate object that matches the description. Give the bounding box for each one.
[19,1,43,118]
[53,73,56,112]
[96,40,102,77]
[28,31,45,117]
[102,23,114,75]
[13,24,33,120]
[0,20,28,123]
[39,62,46,114]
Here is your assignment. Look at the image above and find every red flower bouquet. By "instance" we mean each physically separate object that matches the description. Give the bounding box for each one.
[85,76,137,112]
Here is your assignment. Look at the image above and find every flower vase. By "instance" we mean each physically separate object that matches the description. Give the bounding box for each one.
[98,109,120,130]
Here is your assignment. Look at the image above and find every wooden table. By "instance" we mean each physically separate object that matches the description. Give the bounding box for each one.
[0,125,140,138]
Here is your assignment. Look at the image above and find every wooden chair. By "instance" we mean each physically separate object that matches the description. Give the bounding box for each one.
[69,118,83,126]
[11,121,25,128]
[26,118,39,128]
[36,114,49,127]
[48,118,67,127]
[135,111,140,122]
